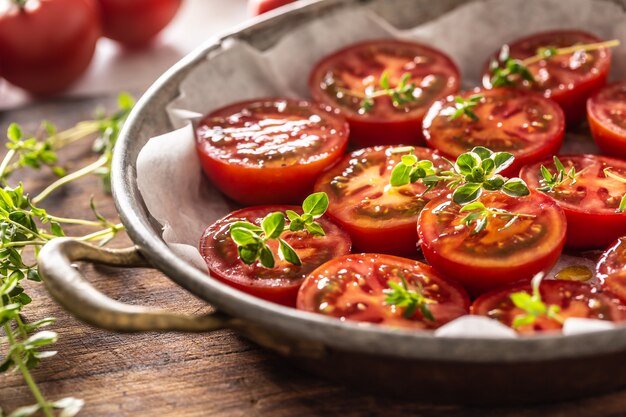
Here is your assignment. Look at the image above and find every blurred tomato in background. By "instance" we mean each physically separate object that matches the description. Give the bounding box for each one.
[249,0,296,16]
[0,0,101,95]
[97,0,182,47]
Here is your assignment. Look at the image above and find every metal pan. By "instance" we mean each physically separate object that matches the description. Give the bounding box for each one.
[37,0,626,405]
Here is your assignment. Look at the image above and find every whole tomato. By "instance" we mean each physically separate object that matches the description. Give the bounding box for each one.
[0,0,101,95]
[96,0,182,48]
[248,0,296,16]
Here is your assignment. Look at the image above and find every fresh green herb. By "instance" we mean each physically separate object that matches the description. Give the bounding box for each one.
[390,146,530,205]
[449,94,484,121]
[537,156,578,192]
[229,192,329,268]
[384,275,435,320]
[490,39,620,88]
[603,168,626,213]
[337,70,417,114]
[510,273,563,328]
[460,201,536,235]
[0,93,133,417]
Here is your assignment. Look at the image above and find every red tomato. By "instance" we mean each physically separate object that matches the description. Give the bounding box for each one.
[96,0,181,47]
[602,271,626,305]
[482,30,612,124]
[309,39,460,147]
[423,88,564,177]
[314,146,451,256]
[199,205,351,307]
[597,237,626,281]
[418,191,566,297]
[195,98,349,205]
[297,254,470,329]
[0,0,100,95]
[472,280,624,334]
[248,0,296,15]
[521,155,626,249]
[588,81,626,159]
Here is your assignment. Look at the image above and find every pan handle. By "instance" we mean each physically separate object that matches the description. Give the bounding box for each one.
[37,238,239,332]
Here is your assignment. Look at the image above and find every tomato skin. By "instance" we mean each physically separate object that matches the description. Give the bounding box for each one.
[199,205,351,307]
[520,155,626,249]
[248,0,296,15]
[309,39,461,147]
[96,0,181,47]
[297,253,470,329]
[588,81,626,159]
[0,0,100,95]
[482,30,611,124]
[472,280,625,334]
[195,98,349,206]
[314,146,451,257]
[423,88,564,177]
[597,237,626,281]
[418,192,566,297]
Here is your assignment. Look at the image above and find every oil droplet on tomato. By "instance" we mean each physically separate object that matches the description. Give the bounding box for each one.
[554,265,593,282]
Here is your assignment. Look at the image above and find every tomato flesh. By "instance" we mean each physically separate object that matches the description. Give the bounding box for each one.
[314,146,451,256]
[199,206,351,307]
[195,98,349,205]
[423,88,564,177]
[521,155,626,249]
[597,237,626,281]
[588,81,626,159]
[482,30,611,124]
[297,254,470,329]
[309,39,460,147]
[472,280,625,334]
[418,192,566,297]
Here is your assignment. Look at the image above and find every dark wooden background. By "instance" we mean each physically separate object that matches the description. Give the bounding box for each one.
[2,95,626,416]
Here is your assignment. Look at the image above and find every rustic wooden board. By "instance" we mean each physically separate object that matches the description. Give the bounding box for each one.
[2,95,626,416]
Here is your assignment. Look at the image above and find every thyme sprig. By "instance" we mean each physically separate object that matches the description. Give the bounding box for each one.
[537,156,579,193]
[390,146,530,205]
[510,274,563,328]
[336,70,417,114]
[460,201,536,235]
[602,168,626,213]
[490,39,620,87]
[229,192,329,268]
[0,93,133,417]
[449,94,484,121]
[384,275,435,321]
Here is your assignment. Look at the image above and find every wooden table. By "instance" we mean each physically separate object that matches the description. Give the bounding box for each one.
[2,95,626,417]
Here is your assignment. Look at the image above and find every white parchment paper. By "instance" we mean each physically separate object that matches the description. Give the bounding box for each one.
[137,0,626,336]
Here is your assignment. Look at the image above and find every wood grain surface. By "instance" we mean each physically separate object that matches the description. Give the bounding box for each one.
[2,95,626,416]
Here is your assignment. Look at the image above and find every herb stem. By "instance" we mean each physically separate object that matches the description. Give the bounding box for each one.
[0,149,17,184]
[523,39,621,66]
[2,323,54,417]
[48,121,101,150]
[32,154,108,204]
[336,87,389,100]
[77,224,124,242]
[46,215,106,228]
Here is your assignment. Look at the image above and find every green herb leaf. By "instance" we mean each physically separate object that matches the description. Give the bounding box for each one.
[258,244,275,268]
[278,239,301,266]
[302,192,329,217]
[502,178,530,197]
[261,212,285,240]
[452,183,483,204]
[230,226,261,247]
[455,152,481,175]
[390,162,413,186]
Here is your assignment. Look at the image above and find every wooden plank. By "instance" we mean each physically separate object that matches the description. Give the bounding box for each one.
[2,95,626,416]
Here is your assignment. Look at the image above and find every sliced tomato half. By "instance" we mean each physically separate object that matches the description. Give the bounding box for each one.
[521,155,626,249]
[199,205,352,307]
[297,253,470,330]
[482,30,612,124]
[314,146,451,256]
[309,39,460,147]
[588,81,626,159]
[423,88,564,176]
[195,98,349,205]
[472,280,625,334]
[418,191,566,297]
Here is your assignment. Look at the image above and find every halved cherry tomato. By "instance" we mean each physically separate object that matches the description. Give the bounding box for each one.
[482,30,612,124]
[309,39,460,147]
[423,88,564,176]
[314,146,451,256]
[195,98,349,205]
[199,205,351,307]
[472,280,625,334]
[588,81,626,159]
[418,191,566,297]
[597,237,626,281]
[297,253,470,329]
[521,155,626,249]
